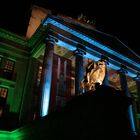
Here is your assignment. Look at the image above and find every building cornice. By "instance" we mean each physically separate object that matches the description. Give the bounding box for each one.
[42,15,140,77]
[0,28,28,46]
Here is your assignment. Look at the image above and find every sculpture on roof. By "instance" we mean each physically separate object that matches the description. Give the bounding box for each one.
[77,13,96,25]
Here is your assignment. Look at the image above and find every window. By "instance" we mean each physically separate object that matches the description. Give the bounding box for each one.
[36,66,42,86]
[0,106,3,118]
[0,58,15,80]
[0,87,8,118]
[0,87,8,98]
[0,57,2,71]
[3,59,15,73]
[0,57,1,61]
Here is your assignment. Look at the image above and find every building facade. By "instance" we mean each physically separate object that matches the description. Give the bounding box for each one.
[0,6,140,136]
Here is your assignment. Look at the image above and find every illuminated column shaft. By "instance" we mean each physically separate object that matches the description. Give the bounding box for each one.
[118,66,137,135]
[101,55,109,86]
[118,68,130,97]
[135,74,140,103]
[74,44,86,95]
[40,38,55,117]
[136,81,140,100]
[134,74,140,131]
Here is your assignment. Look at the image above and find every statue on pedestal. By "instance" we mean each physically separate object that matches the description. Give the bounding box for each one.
[81,60,106,92]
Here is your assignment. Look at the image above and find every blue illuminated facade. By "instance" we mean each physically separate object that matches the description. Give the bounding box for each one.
[43,16,140,77]
[41,15,140,134]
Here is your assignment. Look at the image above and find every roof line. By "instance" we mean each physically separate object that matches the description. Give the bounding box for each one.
[92,29,115,38]
[93,28,140,61]
[44,17,140,67]
[115,37,140,59]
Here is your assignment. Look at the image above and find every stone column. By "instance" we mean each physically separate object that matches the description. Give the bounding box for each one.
[118,65,130,97]
[135,73,140,103]
[134,72,140,131]
[73,44,86,95]
[118,65,137,135]
[101,55,109,86]
[39,37,57,117]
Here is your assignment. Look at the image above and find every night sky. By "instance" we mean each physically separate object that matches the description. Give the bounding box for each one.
[0,0,139,55]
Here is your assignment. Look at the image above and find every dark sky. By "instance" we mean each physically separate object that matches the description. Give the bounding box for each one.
[0,0,139,54]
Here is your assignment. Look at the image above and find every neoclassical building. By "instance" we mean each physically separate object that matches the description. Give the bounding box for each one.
[0,5,140,139]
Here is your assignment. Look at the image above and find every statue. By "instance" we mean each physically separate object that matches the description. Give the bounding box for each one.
[81,60,106,92]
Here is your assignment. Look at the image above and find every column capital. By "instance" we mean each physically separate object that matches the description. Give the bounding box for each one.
[117,64,128,74]
[134,72,140,81]
[100,55,109,64]
[45,36,58,45]
[73,44,86,56]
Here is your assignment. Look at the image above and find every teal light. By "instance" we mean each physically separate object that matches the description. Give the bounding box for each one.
[129,105,137,135]
[41,80,52,117]
[40,50,53,117]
